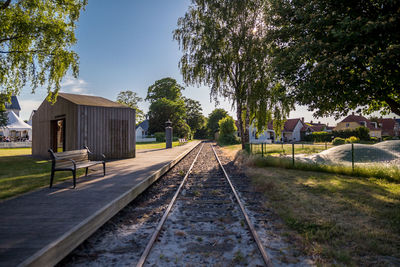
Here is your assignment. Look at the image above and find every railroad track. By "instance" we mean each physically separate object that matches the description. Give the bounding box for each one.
[136,142,271,266]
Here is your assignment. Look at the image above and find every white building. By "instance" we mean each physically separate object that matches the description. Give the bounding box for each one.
[249,118,305,143]
[1,96,32,141]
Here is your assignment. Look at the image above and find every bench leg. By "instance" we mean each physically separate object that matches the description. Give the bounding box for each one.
[85,167,88,177]
[72,170,76,188]
[49,170,55,188]
[103,162,106,176]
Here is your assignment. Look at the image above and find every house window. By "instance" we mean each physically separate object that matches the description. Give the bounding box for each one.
[371,132,375,137]
[346,123,349,127]
[142,130,145,135]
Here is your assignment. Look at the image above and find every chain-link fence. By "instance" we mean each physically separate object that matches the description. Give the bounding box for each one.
[246,141,400,173]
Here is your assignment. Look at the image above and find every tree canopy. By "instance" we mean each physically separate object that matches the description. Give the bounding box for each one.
[0,0,87,101]
[184,97,205,136]
[174,0,292,148]
[206,108,228,138]
[146,78,190,138]
[116,90,145,123]
[266,0,400,117]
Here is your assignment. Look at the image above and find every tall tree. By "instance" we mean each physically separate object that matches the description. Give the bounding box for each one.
[0,0,87,101]
[0,94,8,127]
[116,90,145,123]
[146,78,190,137]
[266,0,400,117]
[174,0,291,149]
[183,97,205,136]
[206,108,228,138]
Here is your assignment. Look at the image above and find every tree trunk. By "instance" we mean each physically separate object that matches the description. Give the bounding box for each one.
[236,99,246,150]
[244,104,250,144]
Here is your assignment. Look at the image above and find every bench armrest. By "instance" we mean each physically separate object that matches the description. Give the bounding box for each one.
[84,146,106,161]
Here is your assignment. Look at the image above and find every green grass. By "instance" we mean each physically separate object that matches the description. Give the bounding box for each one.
[250,155,400,183]
[136,140,191,150]
[250,143,333,156]
[247,165,400,265]
[0,148,83,200]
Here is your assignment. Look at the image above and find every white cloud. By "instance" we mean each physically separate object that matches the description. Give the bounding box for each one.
[19,100,42,121]
[60,76,89,94]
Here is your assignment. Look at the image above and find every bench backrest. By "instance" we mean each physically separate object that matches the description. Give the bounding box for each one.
[49,149,89,164]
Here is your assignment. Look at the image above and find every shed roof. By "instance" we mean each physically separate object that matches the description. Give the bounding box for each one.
[4,96,21,111]
[58,93,128,108]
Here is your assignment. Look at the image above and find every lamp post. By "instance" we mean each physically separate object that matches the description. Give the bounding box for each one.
[165,120,173,149]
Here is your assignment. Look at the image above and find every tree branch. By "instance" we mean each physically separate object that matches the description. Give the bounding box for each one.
[0,50,54,55]
[385,96,400,116]
[0,36,24,43]
[0,0,11,10]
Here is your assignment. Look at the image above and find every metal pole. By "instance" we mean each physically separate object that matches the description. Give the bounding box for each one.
[351,143,354,172]
[325,142,327,150]
[292,143,295,166]
[261,143,264,157]
[250,143,253,154]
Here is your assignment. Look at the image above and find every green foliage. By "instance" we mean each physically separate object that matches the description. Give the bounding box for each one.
[0,94,9,127]
[333,127,370,141]
[183,97,205,135]
[154,132,165,142]
[147,78,190,138]
[383,136,393,141]
[174,0,293,148]
[305,132,333,142]
[266,0,400,117]
[218,116,238,145]
[0,0,87,100]
[370,137,379,142]
[146,77,183,103]
[206,108,228,138]
[116,90,145,123]
[333,137,346,146]
[345,136,360,144]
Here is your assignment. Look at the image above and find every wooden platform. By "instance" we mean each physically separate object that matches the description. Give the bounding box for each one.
[0,141,201,267]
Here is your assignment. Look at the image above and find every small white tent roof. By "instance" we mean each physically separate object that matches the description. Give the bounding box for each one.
[4,110,32,131]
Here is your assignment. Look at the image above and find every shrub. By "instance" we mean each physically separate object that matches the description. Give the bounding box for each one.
[154,132,165,142]
[370,137,379,142]
[332,137,346,145]
[310,131,333,142]
[345,136,360,143]
[333,126,370,141]
[218,116,239,145]
[383,136,393,141]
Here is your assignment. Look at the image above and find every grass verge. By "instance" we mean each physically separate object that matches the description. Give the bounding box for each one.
[136,140,192,150]
[245,161,400,265]
[0,148,84,200]
[251,155,400,183]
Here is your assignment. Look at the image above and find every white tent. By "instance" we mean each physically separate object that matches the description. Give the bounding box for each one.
[0,111,32,141]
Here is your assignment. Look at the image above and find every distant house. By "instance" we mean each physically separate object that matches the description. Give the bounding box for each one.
[378,118,399,137]
[136,120,149,140]
[249,118,305,143]
[300,120,332,139]
[32,93,136,159]
[27,110,36,126]
[334,112,381,138]
[1,96,31,141]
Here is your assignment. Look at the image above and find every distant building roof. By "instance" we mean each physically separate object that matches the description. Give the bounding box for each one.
[4,96,21,111]
[339,113,380,130]
[137,120,149,131]
[283,118,302,132]
[58,93,128,108]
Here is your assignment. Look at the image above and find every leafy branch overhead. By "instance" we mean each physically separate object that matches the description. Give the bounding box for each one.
[0,0,87,101]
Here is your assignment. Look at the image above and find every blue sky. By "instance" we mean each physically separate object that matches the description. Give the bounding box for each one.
[18,0,341,125]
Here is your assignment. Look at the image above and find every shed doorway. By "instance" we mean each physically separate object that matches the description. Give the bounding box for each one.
[51,119,65,152]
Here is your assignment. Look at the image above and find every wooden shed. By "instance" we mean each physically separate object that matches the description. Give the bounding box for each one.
[32,93,136,159]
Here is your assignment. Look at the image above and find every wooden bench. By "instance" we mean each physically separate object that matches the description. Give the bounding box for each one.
[48,146,105,188]
[178,138,187,145]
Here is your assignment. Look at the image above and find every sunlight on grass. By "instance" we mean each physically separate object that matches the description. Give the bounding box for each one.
[0,148,31,157]
[247,166,400,265]
[136,140,192,150]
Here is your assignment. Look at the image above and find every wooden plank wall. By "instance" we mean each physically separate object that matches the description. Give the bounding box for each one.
[32,98,78,158]
[77,106,136,159]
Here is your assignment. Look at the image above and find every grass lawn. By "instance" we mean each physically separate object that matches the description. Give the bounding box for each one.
[0,148,83,200]
[246,161,400,265]
[136,140,191,150]
[250,143,333,156]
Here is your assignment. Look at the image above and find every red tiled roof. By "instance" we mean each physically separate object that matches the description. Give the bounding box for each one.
[378,118,396,136]
[340,114,380,130]
[284,118,302,132]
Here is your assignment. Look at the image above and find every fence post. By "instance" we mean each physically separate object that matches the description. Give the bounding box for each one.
[261,143,264,157]
[325,142,327,150]
[302,143,304,149]
[250,143,252,154]
[281,142,284,154]
[292,143,295,166]
[351,143,354,172]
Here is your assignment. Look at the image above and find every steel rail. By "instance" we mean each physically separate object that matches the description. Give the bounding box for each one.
[211,144,272,267]
[136,142,205,267]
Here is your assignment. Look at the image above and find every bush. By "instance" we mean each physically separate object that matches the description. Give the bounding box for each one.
[154,132,165,142]
[218,116,239,145]
[383,136,393,141]
[332,137,346,145]
[173,136,179,141]
[309,131,333,142]
[333,126,370,141]
[370,137,379,142]
[345,136,360,143]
